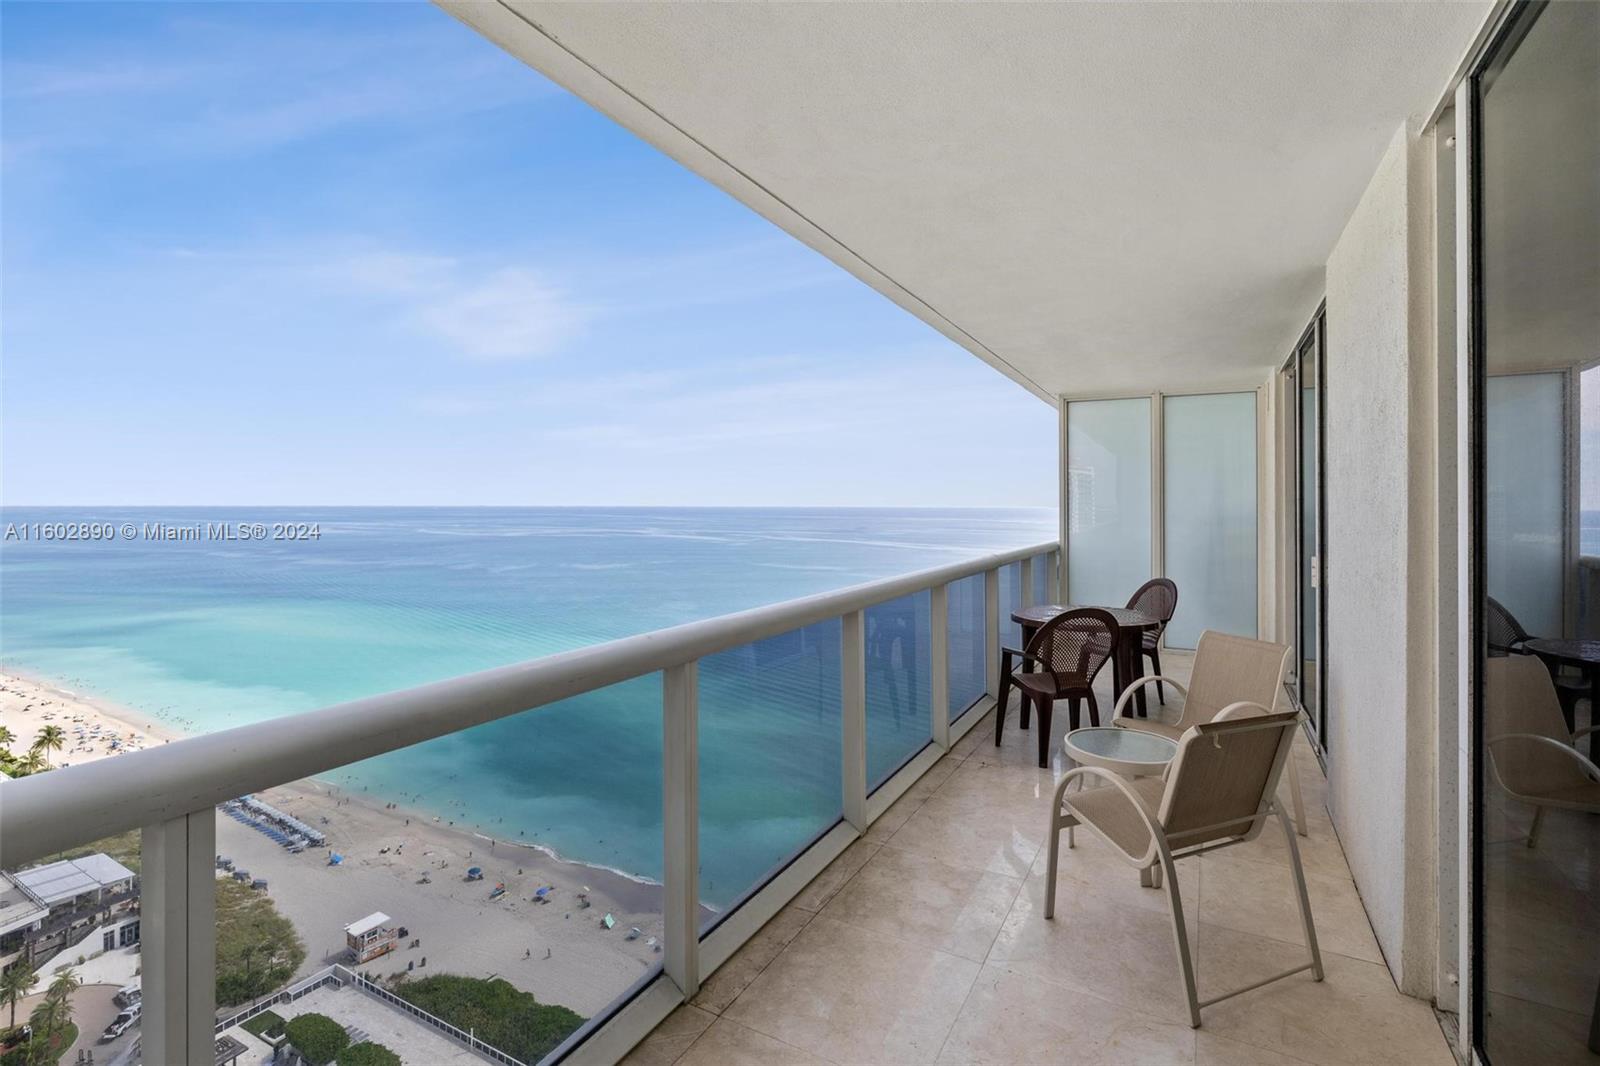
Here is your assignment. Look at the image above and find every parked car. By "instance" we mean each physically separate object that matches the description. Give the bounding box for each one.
[100,1004,140,1043]
[113,983,142,1008]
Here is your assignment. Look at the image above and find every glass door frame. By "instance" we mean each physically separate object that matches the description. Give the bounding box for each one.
[1464,2,1569,1060]
[1281,305,1328,757]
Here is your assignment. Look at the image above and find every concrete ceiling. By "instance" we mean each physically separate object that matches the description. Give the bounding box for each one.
[452,1,1494,401]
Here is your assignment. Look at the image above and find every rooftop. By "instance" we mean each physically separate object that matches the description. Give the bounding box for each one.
[276,984,497,1066]
[345,912,392,938]
[0,874,49,937]
[15,853,136,907]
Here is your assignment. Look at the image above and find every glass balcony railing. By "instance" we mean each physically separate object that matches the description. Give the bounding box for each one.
[0,541,1057,1064]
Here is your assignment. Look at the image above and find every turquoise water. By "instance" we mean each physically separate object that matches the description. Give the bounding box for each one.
[0,507,1053,907]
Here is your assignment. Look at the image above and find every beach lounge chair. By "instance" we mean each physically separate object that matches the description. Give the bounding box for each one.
[1110,630,1308,836]
[1485,653,1600,848]
[1043,707,1321,1027]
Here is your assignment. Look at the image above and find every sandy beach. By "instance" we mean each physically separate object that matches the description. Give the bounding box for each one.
[0,669,180,769]
[218,780,670,1017]
[2,669,677,1019]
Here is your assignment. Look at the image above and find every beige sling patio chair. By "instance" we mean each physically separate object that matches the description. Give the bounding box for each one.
[1109,629,1309,836]
[1043,708,1322,1028]
[1486,653,1600,848]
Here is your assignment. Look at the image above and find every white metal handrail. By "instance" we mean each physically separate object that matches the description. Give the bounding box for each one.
[0,539,1053,866]
[0,538,1059,1065]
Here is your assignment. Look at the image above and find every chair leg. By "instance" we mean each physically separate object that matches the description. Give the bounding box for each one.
[1085,689,1101,727]
[1286,754,1309,837]
[1278,804,1324,981]
[1044,776,1073,920]
[1068,695,1081,731]
[1036,696,1053,769]
[1149,646,1164,705]
[995,651,1014,747]
[1528,805,1546,849]
[1159,847,1202,1028]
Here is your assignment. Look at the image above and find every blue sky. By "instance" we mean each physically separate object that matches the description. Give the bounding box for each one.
[0,2,1056,507]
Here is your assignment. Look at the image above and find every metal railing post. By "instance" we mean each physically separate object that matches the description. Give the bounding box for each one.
[984,568,1001,699]
[1020,556,1034,609]
[662,662,700,998]
[930,583,950,749]
[142,811,215,1066]
[842,610,867,829]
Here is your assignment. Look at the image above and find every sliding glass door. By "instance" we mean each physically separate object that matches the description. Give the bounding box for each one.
[1284,311,1327,750]
[1470,2,1600,1062]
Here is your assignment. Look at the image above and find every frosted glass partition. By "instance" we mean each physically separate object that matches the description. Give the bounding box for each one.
[947,573,987,721]
[865,592,932,791]
[1485,373,1565,637]
[1163,392,1258,649]
[1067,399,1152,609]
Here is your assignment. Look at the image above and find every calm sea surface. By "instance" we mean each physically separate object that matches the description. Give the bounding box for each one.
[0,507,1053,905]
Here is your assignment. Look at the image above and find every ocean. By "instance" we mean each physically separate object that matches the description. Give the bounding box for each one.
[0,507,1054,909]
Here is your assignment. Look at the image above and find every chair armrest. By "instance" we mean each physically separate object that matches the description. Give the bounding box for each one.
[1574,724,1600,739]
[1053,766,1162,867]
[1001,645,1044,673]
[1112,675,1188,723]
[1213,700,1277,722]
[1488,732,1600,782]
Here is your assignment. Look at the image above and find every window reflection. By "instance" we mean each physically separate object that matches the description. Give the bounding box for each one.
[1476,2,1600,1061]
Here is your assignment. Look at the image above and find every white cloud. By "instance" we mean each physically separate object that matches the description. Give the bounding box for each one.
[415,268,589,361]
[330,253,589,361]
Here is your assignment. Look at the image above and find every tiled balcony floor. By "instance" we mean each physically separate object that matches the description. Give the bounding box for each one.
[624,652,1454,1065]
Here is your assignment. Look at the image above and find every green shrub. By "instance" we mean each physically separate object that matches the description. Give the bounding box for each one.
[336,1042,401,1066]
[283,1013,348,1066]
[393,974,584,1063]
[241,1010,286,1039]
[215,880,306,1006]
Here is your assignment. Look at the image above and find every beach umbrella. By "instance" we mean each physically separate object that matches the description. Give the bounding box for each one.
[534,886,551,898]
[329,853,344,866]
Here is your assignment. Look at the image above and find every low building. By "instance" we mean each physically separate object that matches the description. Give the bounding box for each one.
[0,853,139,972]
[343,912,396,965]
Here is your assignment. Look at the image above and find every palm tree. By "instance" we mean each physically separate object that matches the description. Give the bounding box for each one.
[30,726,64,768]
[0,724,14,747]
[26,993,69,1065]
[0,960,36,1030]
[44,968,78,1007]
[20,968,78,1066]
[12,750,45,777]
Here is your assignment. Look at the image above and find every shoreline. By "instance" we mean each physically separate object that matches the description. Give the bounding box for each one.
[0,665,675,904]
[0,665,183,768]
[1,666,697,1015]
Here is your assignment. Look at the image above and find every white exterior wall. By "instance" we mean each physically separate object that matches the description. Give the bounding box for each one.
[1323,123,1440,999]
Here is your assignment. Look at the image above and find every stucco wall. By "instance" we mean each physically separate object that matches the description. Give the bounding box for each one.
[1323,123,1438,997]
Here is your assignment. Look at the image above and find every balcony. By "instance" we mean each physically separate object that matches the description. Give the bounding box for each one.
[621,651,1448,1066]
[0,540,1446,1066]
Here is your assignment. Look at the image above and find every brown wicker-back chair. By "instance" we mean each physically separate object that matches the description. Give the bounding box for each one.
[1486,595,1586,728]
[1487,596,1530,656]
[1128,579,1179,704]
[995,608,1120,767]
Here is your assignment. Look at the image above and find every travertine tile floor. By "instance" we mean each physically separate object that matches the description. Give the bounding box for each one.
[623,653,1455,1065]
